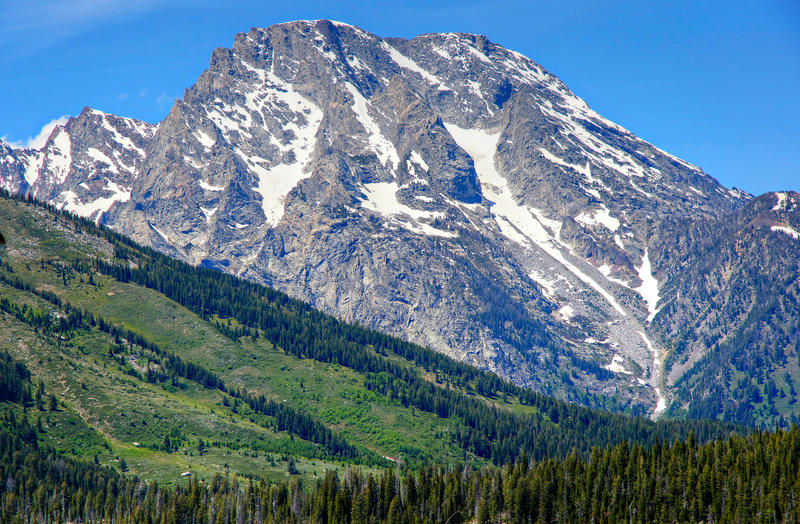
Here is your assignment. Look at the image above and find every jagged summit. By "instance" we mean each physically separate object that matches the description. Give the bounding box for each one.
[0,107,156,221]
[4,20,787,421]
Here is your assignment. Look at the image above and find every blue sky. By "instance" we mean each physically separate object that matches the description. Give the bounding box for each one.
[1,0,797,195]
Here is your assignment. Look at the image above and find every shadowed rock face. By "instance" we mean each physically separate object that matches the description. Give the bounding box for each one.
[6,20,796,422]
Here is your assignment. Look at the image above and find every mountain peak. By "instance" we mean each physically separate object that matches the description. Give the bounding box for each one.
[0,21,769,418]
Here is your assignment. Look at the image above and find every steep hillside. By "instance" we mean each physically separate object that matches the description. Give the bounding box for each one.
[0,347,793,523]
[650,191,800,426]
[0,191,734,482]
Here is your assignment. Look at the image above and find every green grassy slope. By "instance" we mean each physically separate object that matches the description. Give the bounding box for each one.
[0,191,736,484]
[0,349,793,523]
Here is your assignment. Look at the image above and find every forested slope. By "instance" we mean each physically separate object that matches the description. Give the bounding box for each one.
[0,350,797,523]
[652,192,800,427]
[0,190,735,483]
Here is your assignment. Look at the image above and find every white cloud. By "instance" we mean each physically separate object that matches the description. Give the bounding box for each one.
[5,115,70,150]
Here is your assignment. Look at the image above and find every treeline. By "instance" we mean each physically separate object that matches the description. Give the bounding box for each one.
[668,283,800,428]
[464,254,616,386]
[0,269,358,460]
[363,370,731,464]
[231,389,355,459]
[1,399,799,523]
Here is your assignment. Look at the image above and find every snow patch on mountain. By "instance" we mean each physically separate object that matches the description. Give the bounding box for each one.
[558,304,575,320]
[528,270,557,299]
[194,130,215,148]
[498,49,549,86]
[445,122,628,317]
[199,180,225,192]
[87,148,119,174]
[150,223,172,244]
[637,330,666,418]
[575,205,620,231]
[538,147,590,178]
[635,249,660,322]
[604,354,632,374]
[247,72,323,226]
[464,43,491,63]
[538,100,649,180]
[382,42,450,91]
[91,109,151,156]
[773,192,788,211]
[45,129,72,185]
[597,264,631,288]
[409,150,429,171]
[345,83,399,170]
[771,225,800,240]
[360,181,456,238]
[23,152,44,186]
[772,192,798,212]
[200,205,218,222]
[59,180,131,222]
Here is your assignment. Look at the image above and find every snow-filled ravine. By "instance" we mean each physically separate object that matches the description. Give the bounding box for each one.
[445,122,668,418]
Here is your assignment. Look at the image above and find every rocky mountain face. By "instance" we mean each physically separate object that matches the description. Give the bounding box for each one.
[3,20,791,422]
[651,191,800,425]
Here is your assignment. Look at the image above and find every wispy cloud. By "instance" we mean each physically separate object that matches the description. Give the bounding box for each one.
[3,115,71,150]
[2,0,161,32]
[0,0,178,61]
[156,91,175,111]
